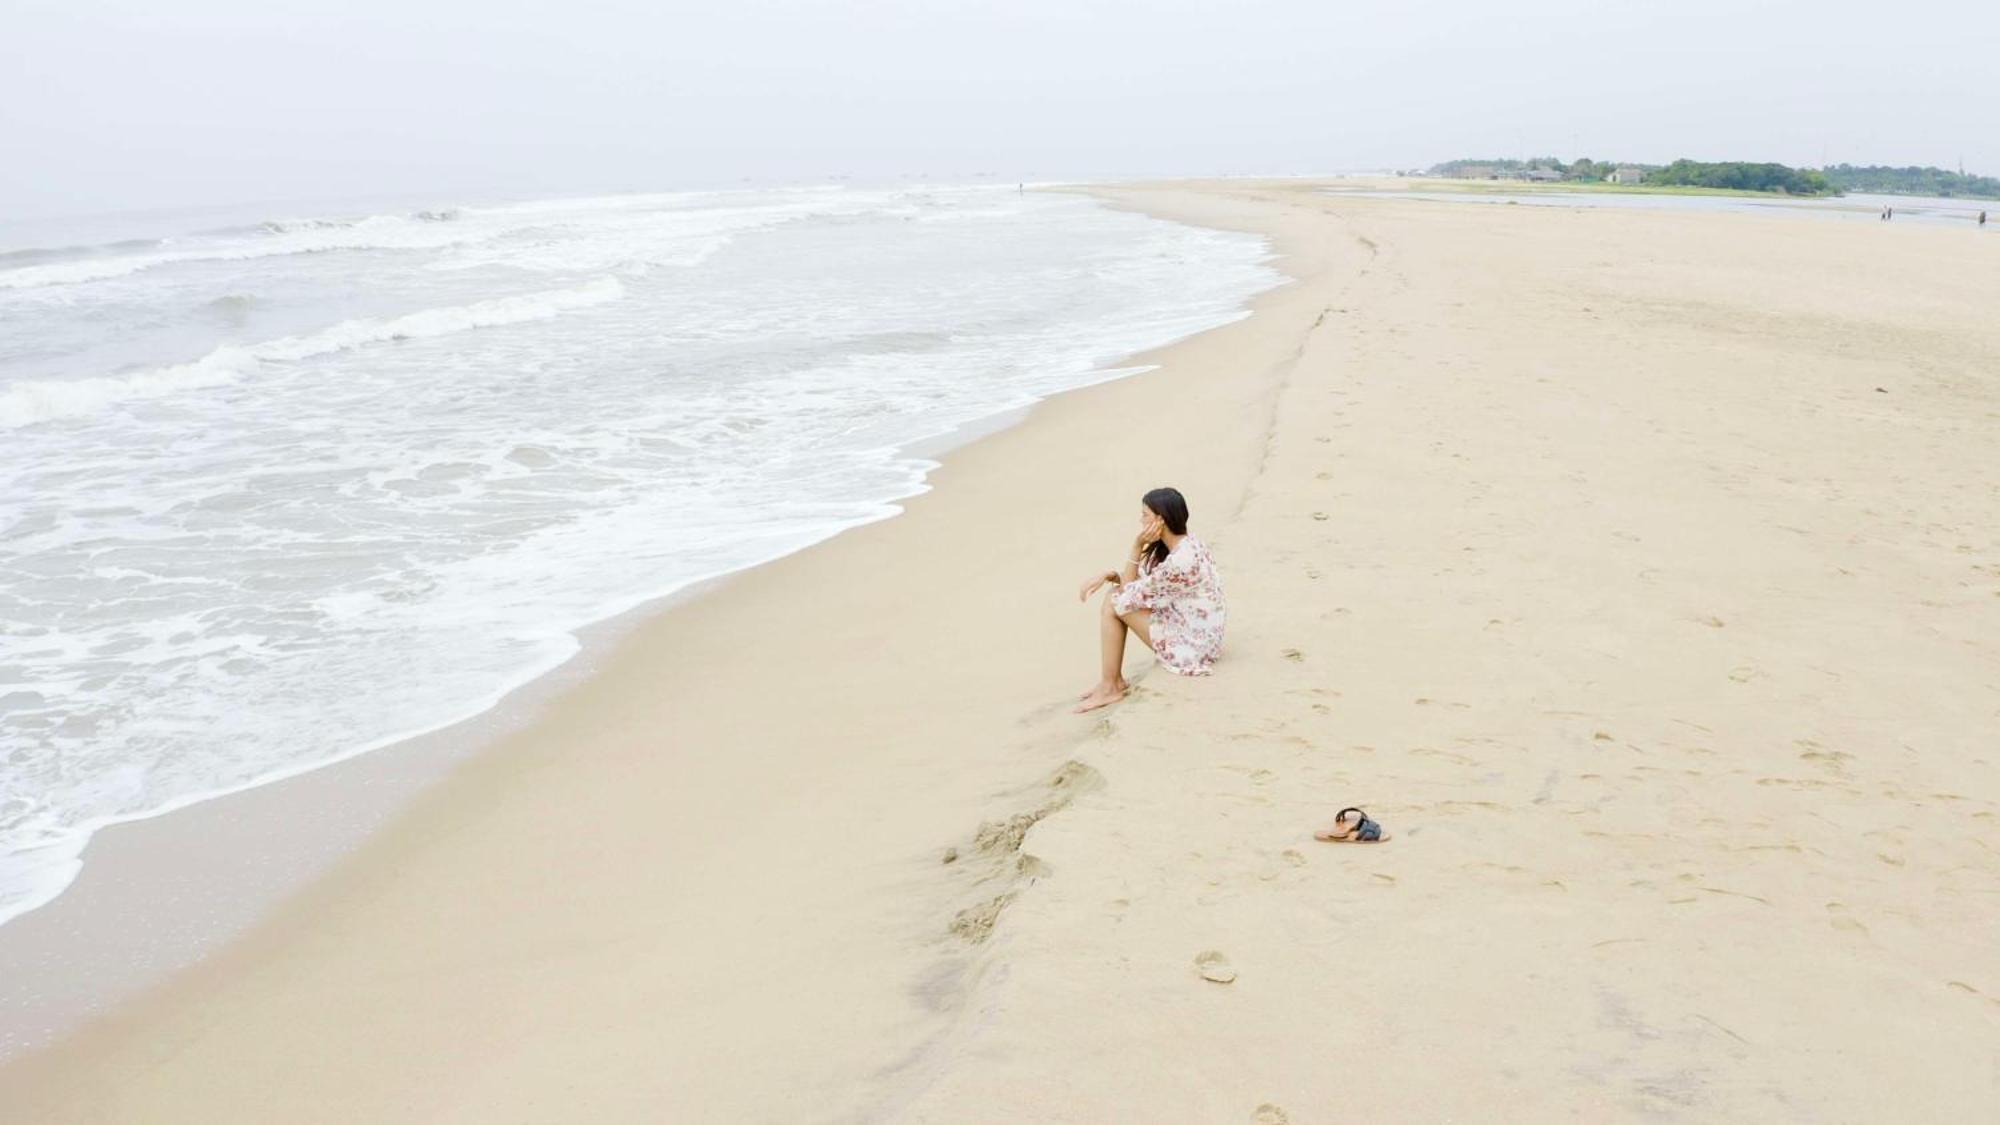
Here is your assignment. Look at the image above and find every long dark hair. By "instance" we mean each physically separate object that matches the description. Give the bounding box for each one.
[1141,487,1189,570]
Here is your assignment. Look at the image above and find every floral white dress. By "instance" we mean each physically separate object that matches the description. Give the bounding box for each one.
[1112,535,1227,675]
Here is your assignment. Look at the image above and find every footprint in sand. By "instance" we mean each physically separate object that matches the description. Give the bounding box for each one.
[1253,1105,1291,1124]
[1311,512,1330,521]
[1282,648,1305,662]
[950,893,1016,943]
[1799,748,1853,774]
[1826,902,1869,935]
[1945,981,1989,1000]
[1194,950,1237,983]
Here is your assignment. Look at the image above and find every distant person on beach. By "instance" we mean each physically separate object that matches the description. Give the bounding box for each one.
[1074,487,1226,711]
[1981,210,1989,227]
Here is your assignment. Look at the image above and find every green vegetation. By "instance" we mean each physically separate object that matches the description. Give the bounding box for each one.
[1643,160,1832,196]
[1821,164,2000,199]
[1420,157,2000,200]
[1428,156,1837,196]
[1427,157,1655,182]
[1564,159,1614,181]
[1430,157,1587,179]
[1402,179,1786,200]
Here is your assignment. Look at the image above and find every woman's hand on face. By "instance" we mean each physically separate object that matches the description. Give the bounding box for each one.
[1134,513,1165,549]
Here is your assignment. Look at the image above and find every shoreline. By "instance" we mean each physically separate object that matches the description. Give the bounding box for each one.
[5,180,1997,1121]
[0,305,1251,1057]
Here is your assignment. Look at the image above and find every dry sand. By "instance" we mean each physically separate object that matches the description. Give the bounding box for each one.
[3,181,1997,1122]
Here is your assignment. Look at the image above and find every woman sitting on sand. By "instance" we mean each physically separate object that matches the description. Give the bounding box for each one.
[1075,487,1226,711]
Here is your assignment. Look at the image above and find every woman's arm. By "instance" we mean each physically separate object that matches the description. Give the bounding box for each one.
[1080,518,1160,603]
[1078,568,1121,601]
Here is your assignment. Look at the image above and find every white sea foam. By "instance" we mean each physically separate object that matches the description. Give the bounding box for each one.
[0,190,843,290]
[0,185,1281,936]
[0,213,500,289]
[0,278,624,429]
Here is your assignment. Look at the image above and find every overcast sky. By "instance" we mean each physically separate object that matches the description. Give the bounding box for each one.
[4,0,1995,218]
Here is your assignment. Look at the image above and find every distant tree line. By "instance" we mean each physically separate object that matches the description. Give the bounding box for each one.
[1561,158,1628,181]
[1428,156,1664,182]
[1428,156,1838,195]
[1429,157,1590,178]
[1644,160,1833,195]
[1821,164,2000,199]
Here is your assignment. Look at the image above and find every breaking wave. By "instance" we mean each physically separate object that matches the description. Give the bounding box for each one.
[0,211,493,290]
[0,277,625,429]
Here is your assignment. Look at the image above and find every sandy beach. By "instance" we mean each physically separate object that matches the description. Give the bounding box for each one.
[3,180,1997,1121]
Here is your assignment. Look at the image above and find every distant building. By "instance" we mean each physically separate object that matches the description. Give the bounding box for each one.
[1454,164,1498,180]
[1523,168,1563,182]
[1607,167,1647,184]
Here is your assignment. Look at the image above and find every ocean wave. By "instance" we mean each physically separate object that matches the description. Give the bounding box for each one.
[0,237,166,269]
[0,278,625,430]
[0,213,497,291]
[257,217,356,234]
[254,209,458,234]
[0,192,882,291]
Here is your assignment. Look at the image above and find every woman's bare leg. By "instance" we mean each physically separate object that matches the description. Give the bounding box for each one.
[1099,590,1129,681]
[1077,597,1153,712]
[1076,593,1129,710]
[1078,590,1118,699]
[1079,591,1119,699]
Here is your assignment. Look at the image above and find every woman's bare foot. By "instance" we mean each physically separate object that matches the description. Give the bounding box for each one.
[1074,680,1126,712]
[1077,677,1126,702]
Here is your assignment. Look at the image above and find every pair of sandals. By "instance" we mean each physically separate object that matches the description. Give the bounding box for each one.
[1314,806,1388,843]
